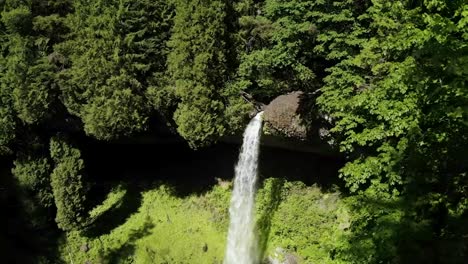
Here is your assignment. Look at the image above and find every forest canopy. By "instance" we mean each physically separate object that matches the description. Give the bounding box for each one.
[0,0,467,263]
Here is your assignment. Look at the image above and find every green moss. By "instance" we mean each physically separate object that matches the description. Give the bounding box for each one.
[262,122,275,136]
[60,185,229,264]
[257,180,349,264]
[88,185,127,220]
[58,180,348,264]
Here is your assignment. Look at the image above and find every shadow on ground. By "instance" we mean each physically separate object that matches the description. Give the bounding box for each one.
[83,183,143,238]
[103,217,154,264]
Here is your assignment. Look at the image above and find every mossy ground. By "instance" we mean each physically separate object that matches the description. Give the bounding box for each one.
[59,179,349,264]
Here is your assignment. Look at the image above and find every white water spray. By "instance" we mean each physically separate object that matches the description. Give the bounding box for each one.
[224,112,263,264]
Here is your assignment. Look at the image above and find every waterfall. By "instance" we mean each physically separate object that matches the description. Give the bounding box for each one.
[224,112,264,264]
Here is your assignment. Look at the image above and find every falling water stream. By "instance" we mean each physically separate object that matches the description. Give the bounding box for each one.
[224,112,264,264]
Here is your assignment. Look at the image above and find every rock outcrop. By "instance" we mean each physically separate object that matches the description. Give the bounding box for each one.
[263,91,308,140]
[246,91,338,155]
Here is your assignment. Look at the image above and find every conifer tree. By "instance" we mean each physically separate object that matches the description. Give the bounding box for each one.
[232,0,319,101]
[0,0,72,155]
[167,0,229,147]
[49,136,88,231]
[12,140,54,228]
[57,0,172,140]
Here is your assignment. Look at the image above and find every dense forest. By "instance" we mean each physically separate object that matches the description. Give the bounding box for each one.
[1,0,467,263]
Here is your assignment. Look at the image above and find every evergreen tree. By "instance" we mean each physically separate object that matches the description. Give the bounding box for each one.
[167,0,229,147]
[312,0,370,61]
[0,0,72,155]
[231,0,319,101]
[12,146,54,228]
[49,136,88,231]
[57,0,172,140]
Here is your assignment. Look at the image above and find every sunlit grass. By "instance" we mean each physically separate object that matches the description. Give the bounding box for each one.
[59,180,347,264]
[62,185,230,264]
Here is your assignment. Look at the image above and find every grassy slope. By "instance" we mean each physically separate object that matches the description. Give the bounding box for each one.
[59,179,349,264]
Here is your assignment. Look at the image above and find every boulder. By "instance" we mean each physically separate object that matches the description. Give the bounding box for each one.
[222,91,338,155]
[263,91,308,140]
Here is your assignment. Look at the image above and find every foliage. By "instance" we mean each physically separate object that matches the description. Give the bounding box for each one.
[0,78,16,155]
[0,0,467,262]
[12,154,54,227]
[0,159,58,264]
[167,0,229,147]
[312,0,370,61]
[56,0,172,140]
[257,179,348,263]
[133,188,228,264]
[50,136,88,231]
[57,179,346,264]
[60,185,228,264]
[192,183,232,229]
[88,184,127,221]
[0,0,71,126]
[232,0,319,102]
[317,0,468,262]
